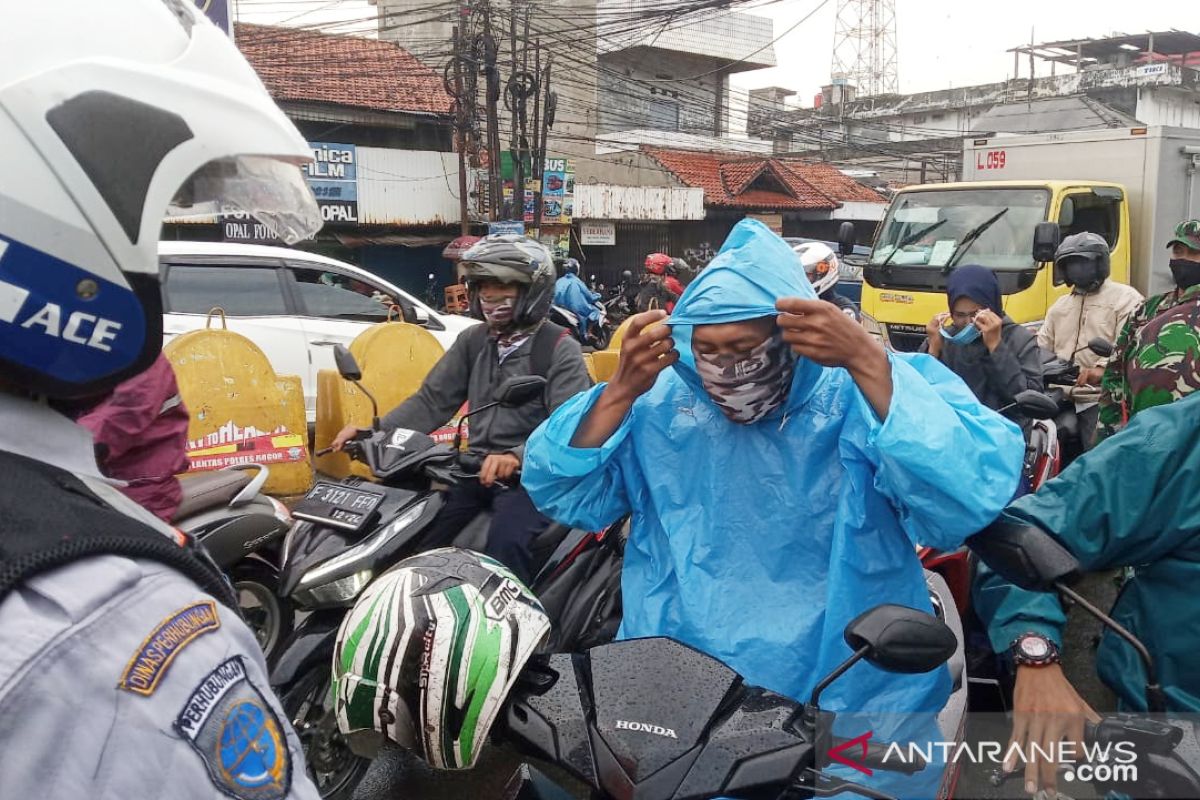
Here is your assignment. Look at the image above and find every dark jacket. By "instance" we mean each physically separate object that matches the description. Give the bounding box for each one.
[931,316,1043,414]
[381,324,592,462]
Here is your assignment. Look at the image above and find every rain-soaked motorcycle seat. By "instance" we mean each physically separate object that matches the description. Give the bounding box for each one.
[172,470,253,522]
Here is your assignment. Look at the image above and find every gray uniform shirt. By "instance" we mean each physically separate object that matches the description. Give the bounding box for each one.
[381,324,593,462]
[0,394,319,800]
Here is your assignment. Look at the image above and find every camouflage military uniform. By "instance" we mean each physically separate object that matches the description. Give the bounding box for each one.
[1098,283,1200,440]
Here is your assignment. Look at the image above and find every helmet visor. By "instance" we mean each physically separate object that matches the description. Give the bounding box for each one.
[168,155,322,245]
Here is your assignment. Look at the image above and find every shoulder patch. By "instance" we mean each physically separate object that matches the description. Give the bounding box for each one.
[175,656,292,800]
[119,600,221,695]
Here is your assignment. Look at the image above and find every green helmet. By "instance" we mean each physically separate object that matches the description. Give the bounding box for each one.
[332,548,550,769]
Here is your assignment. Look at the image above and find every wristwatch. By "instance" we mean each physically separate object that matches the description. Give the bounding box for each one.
[1010,632,1061,667]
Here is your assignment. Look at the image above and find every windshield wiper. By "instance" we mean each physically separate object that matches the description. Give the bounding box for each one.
[874,219,948,271]
[944,209,1009,271]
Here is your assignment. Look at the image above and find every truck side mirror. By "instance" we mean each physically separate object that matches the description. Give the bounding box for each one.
[837,221,857,257]
[1033,222,1061,263]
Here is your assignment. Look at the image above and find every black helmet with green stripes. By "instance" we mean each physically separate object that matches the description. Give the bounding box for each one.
[332,548,550,768]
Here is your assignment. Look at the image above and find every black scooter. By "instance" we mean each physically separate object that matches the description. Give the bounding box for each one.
[175,464,294,660]
[967,522,1200,798]
[272,345,624,799]
[495,604,956,800]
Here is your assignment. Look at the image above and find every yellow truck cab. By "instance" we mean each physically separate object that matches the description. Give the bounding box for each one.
[861,180,1129,350]
[858,126,1200,351]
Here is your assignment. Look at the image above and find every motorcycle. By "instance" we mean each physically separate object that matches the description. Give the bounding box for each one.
[549,301,612,351]
[484,594,962,800]
[1041,337,1115,468]
[174,463,294,659]
[272,346,624,799]
[967,522,1200,798]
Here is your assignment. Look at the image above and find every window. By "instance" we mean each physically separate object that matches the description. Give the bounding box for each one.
[164,265,287,316]
[647,98,680,132]
[290,267,396,321]
[1058,190,1122,248]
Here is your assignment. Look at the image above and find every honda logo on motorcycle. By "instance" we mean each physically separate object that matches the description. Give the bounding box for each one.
[614,720,678,739]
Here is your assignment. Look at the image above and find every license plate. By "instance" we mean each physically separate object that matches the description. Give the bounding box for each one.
[292,482,385,532]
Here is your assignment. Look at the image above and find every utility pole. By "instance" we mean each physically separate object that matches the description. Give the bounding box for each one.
[481,3,502,222]
[507,0,523,221]
[451,25,469,236]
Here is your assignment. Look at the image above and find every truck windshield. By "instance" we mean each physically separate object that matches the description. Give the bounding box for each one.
[871,188,1050,270]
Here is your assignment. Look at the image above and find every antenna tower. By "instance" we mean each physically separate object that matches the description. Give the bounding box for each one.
[831,0,898,97]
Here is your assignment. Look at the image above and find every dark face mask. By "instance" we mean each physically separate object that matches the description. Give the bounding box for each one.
[1169,258,1200,291]
[1064,259,1102,292]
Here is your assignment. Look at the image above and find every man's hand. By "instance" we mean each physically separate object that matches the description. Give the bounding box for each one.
[480,452,521,487]
[777,298,892,420]
[974,308,1004,353]
[1076,366,1105,387]
[572,311,676,449]
[926,312,949,358]
[605,310,677,405]
[1005,664,1100,796]
[776,298,876,368]
[331,424,366,452]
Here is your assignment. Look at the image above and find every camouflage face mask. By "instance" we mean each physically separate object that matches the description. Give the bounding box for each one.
[694,331,796,425]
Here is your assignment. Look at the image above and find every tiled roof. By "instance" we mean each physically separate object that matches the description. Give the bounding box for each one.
[642,146,884,210]
[235,23,452,117]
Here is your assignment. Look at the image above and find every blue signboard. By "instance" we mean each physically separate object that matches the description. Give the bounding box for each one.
[488,221,525,236]
[303,142,359,225]
[193,0,232,36]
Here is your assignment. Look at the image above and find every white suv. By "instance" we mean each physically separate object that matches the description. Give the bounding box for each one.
[159,242,478,421]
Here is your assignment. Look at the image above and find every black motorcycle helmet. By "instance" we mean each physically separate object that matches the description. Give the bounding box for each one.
[462,234,556,328]
[1054,232,1111,291]
[621,269,633,282]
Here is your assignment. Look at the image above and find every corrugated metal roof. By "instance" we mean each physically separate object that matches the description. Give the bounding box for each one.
[356,148,462,226]
[970,95,1141,134]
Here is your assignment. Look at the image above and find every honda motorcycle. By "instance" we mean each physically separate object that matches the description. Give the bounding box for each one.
[175,463,294,659]
[485,599,960,800]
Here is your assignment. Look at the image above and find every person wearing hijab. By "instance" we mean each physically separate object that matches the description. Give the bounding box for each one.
[924,264,1043,416]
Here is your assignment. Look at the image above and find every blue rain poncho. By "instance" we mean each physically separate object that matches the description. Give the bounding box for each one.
[523,220,1024,796]
[553,273,601,336]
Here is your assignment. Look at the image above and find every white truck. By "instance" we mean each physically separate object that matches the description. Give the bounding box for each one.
[859,126,1200,350]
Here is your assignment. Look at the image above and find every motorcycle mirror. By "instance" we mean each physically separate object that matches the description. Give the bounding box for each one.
[1014,389,1059,420]
[1033,221,1062,263]
[1088,338,1115,358]
[837,221,857,257]
[843,605,956,674]
[334,345,363,381]
[965,520,1080,592]
[496,375,548,407]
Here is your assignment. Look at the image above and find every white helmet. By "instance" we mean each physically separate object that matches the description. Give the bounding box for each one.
[0,1,321,398]
[332,548,550,769]
[792,241,841,295]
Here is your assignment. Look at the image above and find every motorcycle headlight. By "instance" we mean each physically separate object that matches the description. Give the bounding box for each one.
[297,500,428,590]
[297,569,374,606]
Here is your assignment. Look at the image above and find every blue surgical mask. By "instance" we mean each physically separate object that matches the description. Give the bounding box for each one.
[939,322,981,345]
